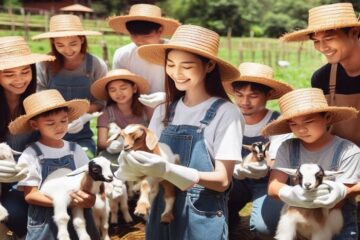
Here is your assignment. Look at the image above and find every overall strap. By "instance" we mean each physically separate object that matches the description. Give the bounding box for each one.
[289,138,300,169]
[329,63,338,106]
[69,141,77,157]
[200,99,226,126]
[330,140,347,171]
[85,53,93,77]
[29,143,44,160]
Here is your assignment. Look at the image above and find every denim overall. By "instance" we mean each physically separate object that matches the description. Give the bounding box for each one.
[289,138,358,240]
[48,53,96,155]
[26,142,100,240]
[2,132,39,237]
[228,111,283,235]
[146,99,228,240]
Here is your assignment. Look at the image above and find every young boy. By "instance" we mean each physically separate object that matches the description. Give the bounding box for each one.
[108,3,180,94]
[8,89,100,239]
[224,62,293,236]
[263,88,360,239]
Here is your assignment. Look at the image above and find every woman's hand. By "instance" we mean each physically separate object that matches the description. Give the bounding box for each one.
[70,190,96,208]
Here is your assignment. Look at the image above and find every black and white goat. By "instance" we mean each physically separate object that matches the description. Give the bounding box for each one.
[40,156,117,240]
[242,141,271,165]
[275,164,343,240]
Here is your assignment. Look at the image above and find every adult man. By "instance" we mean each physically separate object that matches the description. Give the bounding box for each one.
[224,62,292,237]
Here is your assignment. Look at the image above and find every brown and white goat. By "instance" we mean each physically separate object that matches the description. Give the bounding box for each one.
[275,164,343,240]
[112,124,177,223]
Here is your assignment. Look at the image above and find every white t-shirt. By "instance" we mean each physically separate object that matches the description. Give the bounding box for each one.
[17,140,89,190]
[149,97,244,162]
[112,42,167,93]
[244,110,291,159]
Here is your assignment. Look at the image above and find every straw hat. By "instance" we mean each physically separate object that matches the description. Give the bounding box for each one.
[281,3,360,42]
[223,62,293,99]
[32,14,102,40]
[137,25,240,82]
[108,4,180,36]
[0,36,54,71]
[261,88,358,136]
[91,69,150,100]
[9,89,90,135]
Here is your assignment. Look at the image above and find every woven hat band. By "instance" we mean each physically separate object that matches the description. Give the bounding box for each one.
[308,3,358,28]
[279,89,328,115]
[23,90,66,115]
[239,63,273,79]
[129,4,162,17]
[170,26,219,55]
[0,37,31,58]
[49,15,85,32]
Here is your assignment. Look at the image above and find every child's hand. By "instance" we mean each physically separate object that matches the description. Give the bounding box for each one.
[70,190,96,208]
[138,92,166,108]
[0,161,29,183]
[233,161,268,180]
[313,181,347,208]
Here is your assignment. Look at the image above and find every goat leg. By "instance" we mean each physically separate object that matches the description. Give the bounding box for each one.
[71,207,90,240]
[160,180,175,223]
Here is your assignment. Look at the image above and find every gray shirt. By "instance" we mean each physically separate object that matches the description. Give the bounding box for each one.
[273,136,360,184]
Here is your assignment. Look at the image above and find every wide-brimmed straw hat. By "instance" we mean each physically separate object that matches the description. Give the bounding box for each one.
[281,3,360,42]
[223,62,293,99]
[91,69,150,100]
[108,4,180,36]
[0,36,54,71]
[32,14,102,40]
[9,89,90,135]
[137,25,240,82]
[262,88,358,136]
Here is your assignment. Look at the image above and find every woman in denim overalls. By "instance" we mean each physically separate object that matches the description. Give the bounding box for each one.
[33,14,108,156]
[121,25,244,240]
[0,36,54,238]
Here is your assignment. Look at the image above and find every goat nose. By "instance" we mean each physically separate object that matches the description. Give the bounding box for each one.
[304,182,311,189]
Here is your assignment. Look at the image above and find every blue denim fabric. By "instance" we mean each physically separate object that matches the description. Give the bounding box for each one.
[26,142,100,240]
[48,54,96,155]
[289,138,358,240]
[145,99,228,240]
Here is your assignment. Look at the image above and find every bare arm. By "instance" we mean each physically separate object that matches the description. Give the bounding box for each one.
[97,127,109,151]
[24,186,53,207]
[268,169,289,200]
[198,160,236,192]
[89,103,103,113]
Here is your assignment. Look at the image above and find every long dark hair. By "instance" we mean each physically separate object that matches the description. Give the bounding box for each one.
[0,64,37,141]
[163,49,230,124]
[48,36,88,74]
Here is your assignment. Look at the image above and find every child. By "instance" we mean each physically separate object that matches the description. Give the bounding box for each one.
[33,14,108,157]
[0,36,54,238]
[263,88,360,239]
[90,69,150,158]
[119,25,244,240]
[9,89,100,240]
[109,3,180,109]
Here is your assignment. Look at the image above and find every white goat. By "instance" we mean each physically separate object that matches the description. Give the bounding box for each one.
[242,141,271,165]
[275,164,344,240]
[40,156,117,240]
[92,185,111,240]
[114,124,178,223]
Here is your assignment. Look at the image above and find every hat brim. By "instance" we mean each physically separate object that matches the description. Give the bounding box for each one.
[108,16,180,36]
[262,106,358,136]
[281,22,360,42]
[223,76,293,99]
[9,99,89,135]
[32,31,102,40]
[0,54,55,71]
[138,44,240,82]
[91,73,150,101]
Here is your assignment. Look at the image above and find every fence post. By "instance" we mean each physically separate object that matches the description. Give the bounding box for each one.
[102,40,109,67]
[24,11,30,40]
[239,40,244,63]
[44,11,49,32]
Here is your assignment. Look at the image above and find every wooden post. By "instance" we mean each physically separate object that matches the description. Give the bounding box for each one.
[44,11,49,32]
[24,12,30,41]
[8,7,15,32]
[268,49,272,67]
[251,42,255,62]
[102,40,109,67]
[297,43,303,66]
[227,26,232,60]
[239,40,244,63]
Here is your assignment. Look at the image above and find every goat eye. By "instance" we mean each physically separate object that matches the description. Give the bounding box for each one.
[91,167,100,173]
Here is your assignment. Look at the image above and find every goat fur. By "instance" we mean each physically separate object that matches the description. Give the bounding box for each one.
[242,141,271,165]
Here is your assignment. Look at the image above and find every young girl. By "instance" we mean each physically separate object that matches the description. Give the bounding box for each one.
[120,25,244,240]
[90,69,150,157]
[33,14,108,156]
[0,36,54,238]
[263,88,360,239]
[9,89,100,240]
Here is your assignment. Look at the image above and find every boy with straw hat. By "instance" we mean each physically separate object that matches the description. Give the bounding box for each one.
[223,62,293,236]
[281,3,360,148]
[263,88,360,239]
[108,3,180,108]
[9,89,101,239]
[32,14,108,157]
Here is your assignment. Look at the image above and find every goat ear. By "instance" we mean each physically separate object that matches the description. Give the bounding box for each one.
[107,133,121,143]
[242,144,253,151]
[324,170,344,178]
[66,164,88,177]
[11,149,22,155]
[145,129,158,151]
[264,141,271,151]
[275,167,298,176]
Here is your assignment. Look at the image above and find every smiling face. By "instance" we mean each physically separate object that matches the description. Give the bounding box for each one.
[233,84,269,117]
[0,65,32,96]
[310,29,359,64]
[53,36,84,61]
[107,80,137,105]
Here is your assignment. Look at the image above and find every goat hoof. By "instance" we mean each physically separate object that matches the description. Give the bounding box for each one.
[134,202,150,218]
[161,212,174,223]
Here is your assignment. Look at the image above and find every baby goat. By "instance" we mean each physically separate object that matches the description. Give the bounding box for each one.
[40,156,117,240]
[242,141,271,165]
[115,124,177,223]
[275,164,343,240]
